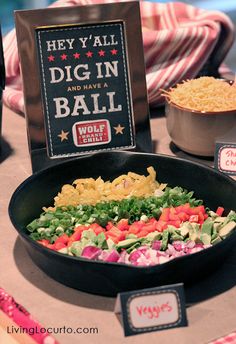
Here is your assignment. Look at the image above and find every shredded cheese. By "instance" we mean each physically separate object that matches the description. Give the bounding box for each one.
[163,77,236,112]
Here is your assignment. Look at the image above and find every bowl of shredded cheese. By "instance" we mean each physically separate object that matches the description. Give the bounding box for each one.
[164,77,236,156]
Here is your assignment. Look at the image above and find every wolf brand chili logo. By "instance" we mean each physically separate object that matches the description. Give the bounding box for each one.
[72,120,111,146]
[35,22,135,158]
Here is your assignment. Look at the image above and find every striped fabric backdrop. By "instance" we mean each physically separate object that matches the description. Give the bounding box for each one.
[2,0,235,113]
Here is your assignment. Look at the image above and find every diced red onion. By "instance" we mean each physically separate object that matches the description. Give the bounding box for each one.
[81,246,102,260]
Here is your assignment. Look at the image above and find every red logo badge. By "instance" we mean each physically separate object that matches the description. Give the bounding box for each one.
[72,119,111,147]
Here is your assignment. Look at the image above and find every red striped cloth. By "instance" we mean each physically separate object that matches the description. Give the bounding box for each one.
[2,0,235,113]
[0,287,59,344]
[209,332,236,344]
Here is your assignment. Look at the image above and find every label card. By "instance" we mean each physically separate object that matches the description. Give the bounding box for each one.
[114,283,187,337]
[215,143,236,176]
[35,21,135,158]
[15,2,152,172]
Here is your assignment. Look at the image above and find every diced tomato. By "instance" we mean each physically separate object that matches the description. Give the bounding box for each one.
[142,223,156,233]
[106,226,125,242]
[106,230,124,243]
[54,233,69,245]
[54,242,67,251]
[167,220,181,228]
[117,219,129,231]
[146,219,158,228]
[89,223,101,229]
[175,205,184,213]
[106,221,114,230]
[182,203,191,213]
[148,218,157,224]
[177,212,189,222]
[104,232,110,240]
[197,205,205,214]
[170,207,177,215]
[188,208,197,215]
[216,207,224,216]
[67,231,82,246]
[46,243,56,250]
[189,215,199,223]
[162,223,168,230]
[74,225,88,232]
[198,212,205,222]
[122,230,129,239]
[37,239,50,247]
[135,221,146,229]
[159,208,170,221]
[71,231,83,241]
[129,223,141,235]
[169,213,179,221]
[119,232,127,241]
[108,226,122,236]
[89,223,105,235]
[94,226,104,235]
[189,205,205,215]
[136,230,149,238]
[155,220,168,232]
[107,236,119,244]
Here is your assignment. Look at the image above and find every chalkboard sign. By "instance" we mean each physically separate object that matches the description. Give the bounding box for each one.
[114,283,187,337]
[35,21,135,158]
[215,142,236,176]
[15,2,152,172]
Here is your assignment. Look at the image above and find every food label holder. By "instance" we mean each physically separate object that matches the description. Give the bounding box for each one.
[114,283,188,337]
[14,2,152,173]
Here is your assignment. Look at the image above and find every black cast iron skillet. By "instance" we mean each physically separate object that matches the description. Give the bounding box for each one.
[8,151,236,297]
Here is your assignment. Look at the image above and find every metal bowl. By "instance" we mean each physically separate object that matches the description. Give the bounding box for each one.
[165,100,236,157]
[8,151,236,296]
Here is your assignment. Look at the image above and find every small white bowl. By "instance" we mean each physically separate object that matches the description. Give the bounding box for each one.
[165,100,236,157]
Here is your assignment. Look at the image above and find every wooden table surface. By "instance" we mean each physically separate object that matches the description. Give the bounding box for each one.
[1,105,236,344]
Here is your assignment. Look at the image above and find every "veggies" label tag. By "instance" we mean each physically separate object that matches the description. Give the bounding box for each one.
[114,283,187,336]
